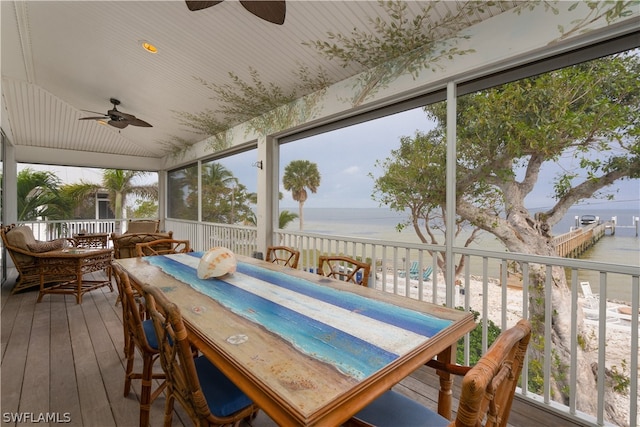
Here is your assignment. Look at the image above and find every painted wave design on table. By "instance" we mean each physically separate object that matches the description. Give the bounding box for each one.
[181,252,451,337]
[234,261,452,337]
[179,255,429,355]
[144,255,399,380]
[180,252,450,340]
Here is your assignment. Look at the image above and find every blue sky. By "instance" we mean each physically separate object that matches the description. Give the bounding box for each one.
[221,107,639,211]
[19,106,640,212]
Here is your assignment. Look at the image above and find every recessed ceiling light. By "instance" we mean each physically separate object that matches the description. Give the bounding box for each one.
[141,41,158,54]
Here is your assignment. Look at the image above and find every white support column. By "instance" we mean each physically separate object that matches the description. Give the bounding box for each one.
[158,169,167,230]
[3,142,18,224]
[3,141,18,274]
[445,81,457,309]
[256,135,277,257]
[94,193,100,220]
[197,161,203,223]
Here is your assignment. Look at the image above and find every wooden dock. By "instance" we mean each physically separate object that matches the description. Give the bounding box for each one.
[552,222,609,258]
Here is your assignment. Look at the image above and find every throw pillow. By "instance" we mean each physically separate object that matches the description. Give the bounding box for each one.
[27,238,66,253]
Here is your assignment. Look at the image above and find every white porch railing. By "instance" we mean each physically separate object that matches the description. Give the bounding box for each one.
[18,219,117,242]
[14,219,639,426]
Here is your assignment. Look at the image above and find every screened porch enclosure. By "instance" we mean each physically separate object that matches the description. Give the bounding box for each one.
[2,2,639,426]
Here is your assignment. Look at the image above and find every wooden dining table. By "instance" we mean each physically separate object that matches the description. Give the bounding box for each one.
[115,252,475,426]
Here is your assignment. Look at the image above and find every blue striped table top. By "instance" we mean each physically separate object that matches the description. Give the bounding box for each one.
[144,252,453,381]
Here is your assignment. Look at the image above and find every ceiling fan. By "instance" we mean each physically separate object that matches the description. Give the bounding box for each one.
[185,1,286,25]
[79,98,152,129]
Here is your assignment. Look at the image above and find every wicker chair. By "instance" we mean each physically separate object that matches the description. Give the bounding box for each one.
[112,264,165,427]
[265,245,300,268]
[135,239,191,257]
[317,255,371,287]
[1,224,75,294]
[347,319,532,427]
[141,284,259,427]
[125,219,160,233]
[110,231,173,259]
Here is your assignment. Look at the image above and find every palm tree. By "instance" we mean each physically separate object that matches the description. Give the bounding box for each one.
[66,169,157,233]
[278,210,299,229]
[245,210,299,229]
[201,162,239,223]
[282,160,321,230]
[244,191,297,229]
[16,169,71,221]
[169,165,199,220]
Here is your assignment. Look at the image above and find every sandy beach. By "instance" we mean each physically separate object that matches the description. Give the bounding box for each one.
[374,273,636,426]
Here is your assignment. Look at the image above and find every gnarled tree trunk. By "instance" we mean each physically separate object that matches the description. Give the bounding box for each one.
[459,204,600,415]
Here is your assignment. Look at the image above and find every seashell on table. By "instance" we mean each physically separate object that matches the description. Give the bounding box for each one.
[197,247,237,279]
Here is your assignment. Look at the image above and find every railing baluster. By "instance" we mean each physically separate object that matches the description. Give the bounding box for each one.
[569,269,579,415]
[597,271,607,425]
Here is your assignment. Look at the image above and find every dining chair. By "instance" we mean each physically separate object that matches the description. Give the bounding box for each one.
[140,283,259,427]
[317,255,371,287]
[347,319,532,427]
[112,264,166,427]
[135,238,191,257]
[265,245,300,268]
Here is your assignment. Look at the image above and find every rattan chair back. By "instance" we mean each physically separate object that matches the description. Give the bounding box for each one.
[113,263,165,427]
[135,239,191,257]
[349,319,532,427]
[317,255,371,287]
[454,319,531,426]
[141,284,258,426]
[265,245,300,268]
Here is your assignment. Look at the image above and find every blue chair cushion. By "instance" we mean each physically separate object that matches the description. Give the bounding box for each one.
[195,356,253,417]
[353,390,449,427]
[142,319,159,349]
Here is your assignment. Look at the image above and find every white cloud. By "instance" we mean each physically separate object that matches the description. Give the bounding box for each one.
[342,166,360,175]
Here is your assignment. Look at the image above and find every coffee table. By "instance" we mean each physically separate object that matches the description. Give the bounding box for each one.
[36,247,113,304]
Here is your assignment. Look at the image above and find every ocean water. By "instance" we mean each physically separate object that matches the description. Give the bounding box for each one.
[282,207,640,302]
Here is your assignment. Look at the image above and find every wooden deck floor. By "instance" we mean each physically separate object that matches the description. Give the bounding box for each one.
[1,268,581,427]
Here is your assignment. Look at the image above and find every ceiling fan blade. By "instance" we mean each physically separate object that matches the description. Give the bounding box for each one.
[128,118,153,128]
[185,1,223,11]
[240,1,285,24]
[81,109,108,116]
[108,120,128,129]
[110,110,152,127]
[109,109,136,121]
[79,116,108,121]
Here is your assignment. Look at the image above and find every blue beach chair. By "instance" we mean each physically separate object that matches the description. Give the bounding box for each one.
[399,261,419,278]
[411,265,433,281]
[420,266,433,281]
